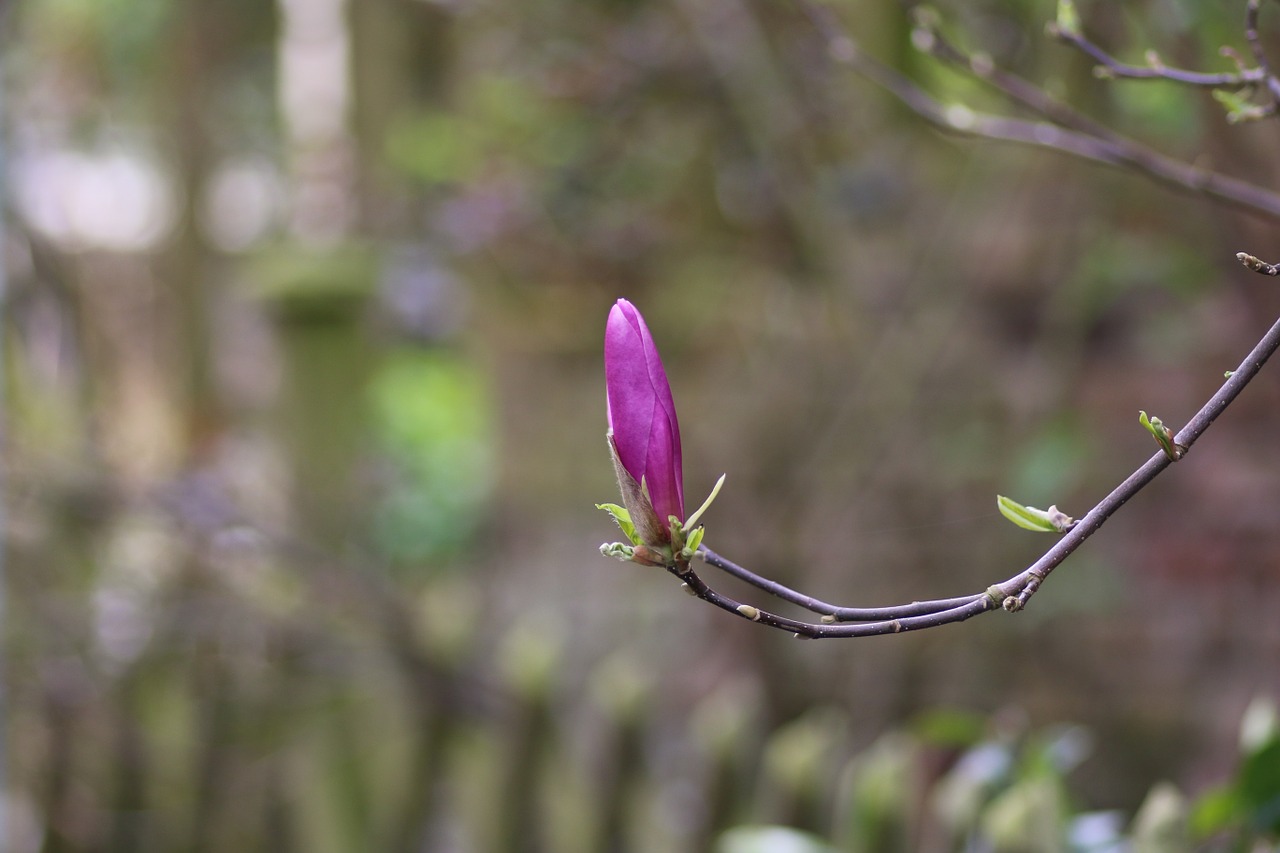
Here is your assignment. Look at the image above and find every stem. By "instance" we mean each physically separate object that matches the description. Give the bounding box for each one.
[1049,21,1267,89]
[1245,0,1280,104]
[797,0,1280,223]
[697,546,983,621]
[667,261,1280,638]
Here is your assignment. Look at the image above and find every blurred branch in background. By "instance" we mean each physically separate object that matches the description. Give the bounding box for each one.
[797,0,1280,221]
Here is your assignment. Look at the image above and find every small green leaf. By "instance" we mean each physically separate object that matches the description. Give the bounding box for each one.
[1212,90,1267,124]
[997,496,1073,533]
[684,473,726,531]
[596,503,639,544]
[1139,411,1185,460]
[1237,741,1280,834]
[1055,0,1082,36]
[684,526,705,557]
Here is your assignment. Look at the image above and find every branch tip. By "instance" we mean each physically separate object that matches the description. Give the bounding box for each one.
[1238,251,1280,275]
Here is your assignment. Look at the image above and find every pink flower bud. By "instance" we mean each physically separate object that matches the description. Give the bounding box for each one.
[604,299,684,543]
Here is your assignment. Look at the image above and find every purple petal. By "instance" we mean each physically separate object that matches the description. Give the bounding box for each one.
[604,299,684,523]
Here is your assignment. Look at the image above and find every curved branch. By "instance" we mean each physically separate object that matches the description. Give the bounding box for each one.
[697,546,984,621]
[666,256,1280,639]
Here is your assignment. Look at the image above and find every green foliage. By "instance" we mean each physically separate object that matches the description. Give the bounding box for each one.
[1212,89,1269,125]
[370,350,495,565]
[1009,416,1093,500]
[386,74,588,185]
[1055,0,1082,38]
[1110,79,1203,143]
[23,0,173,92]
[1138,411,1184,461]
[597,502,640,544]
[1191,698,1280,842]
[997,494,1071,533]
[717,826,839,853]
[720,701,1280,852]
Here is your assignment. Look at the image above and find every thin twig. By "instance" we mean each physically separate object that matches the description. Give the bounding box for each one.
[1244,0,1280,104]
[697,546,984,621]
[1239,251,1280,274]
[913,21,1124,141]
[797,1,1280,222]
[668,258,1280,638]
[670,561,995,638]
[1048,20,1267,89]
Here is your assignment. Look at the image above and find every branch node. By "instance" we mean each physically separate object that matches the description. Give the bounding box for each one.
[970,51,995,77]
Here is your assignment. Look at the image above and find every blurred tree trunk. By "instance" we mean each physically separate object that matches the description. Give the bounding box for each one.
[349,0,455,239]
[159,0,224,455]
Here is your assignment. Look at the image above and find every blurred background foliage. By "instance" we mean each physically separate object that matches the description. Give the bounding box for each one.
[3,0,1280,850]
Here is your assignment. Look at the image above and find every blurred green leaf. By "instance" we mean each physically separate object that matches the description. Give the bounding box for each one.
[371,350,495,565]
[1130,782,1191,853]
[1211,89,1267,124]
[1010,417,1092,499]
[717,826,838,853]
[1056,0,1082,36]
[838,732,916,852]
[981,776,1066,853]
[1189,785,1240,838]
[933,741,1015,834]
[1025,725,1093,777]
[1237,740,1280,834]
[912,708,987,748]
[386,112,486,185]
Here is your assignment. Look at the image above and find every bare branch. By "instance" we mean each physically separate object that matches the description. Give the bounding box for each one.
[1245,0,1280,104]
[1048,20,1267,89]
[696,547,984,621]
[797,1,1280,222]
[1238,251,1280,274]
[665,264,1280,638]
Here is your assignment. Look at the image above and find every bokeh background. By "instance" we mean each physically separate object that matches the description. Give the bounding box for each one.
[4,0,1280,850]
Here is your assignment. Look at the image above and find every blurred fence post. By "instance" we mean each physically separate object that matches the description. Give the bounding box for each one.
[0,70,9,853]
[249,246,378,550]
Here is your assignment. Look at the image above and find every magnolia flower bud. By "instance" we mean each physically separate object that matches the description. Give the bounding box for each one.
[604,299,684,546]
